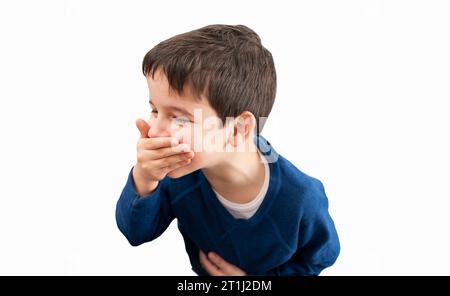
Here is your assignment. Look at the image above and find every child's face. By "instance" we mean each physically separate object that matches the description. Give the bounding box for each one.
[146,70,231,178]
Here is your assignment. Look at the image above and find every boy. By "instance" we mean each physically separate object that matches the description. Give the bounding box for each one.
[116,24,340,275]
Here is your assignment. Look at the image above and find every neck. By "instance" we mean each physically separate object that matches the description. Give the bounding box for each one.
[202,139,266,204]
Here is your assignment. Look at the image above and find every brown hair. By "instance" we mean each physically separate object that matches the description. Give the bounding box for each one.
[142,24,276,133]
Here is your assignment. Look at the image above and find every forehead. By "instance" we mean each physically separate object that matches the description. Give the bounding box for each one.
[146,70,218,117]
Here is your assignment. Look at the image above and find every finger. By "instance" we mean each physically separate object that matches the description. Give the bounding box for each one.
[163,158,192,172]
[153,151,194,169]
[139,137,180,150]
[136,119,150,139]
[199,250,224,276]
[207,252,234,274]
[172,129,185,144]
[208,252,246,275]
[150,143,192,160]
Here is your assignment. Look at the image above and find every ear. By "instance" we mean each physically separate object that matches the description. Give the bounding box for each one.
[229,111,257,147]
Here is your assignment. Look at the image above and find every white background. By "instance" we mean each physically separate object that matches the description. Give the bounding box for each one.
[0,0,449,275]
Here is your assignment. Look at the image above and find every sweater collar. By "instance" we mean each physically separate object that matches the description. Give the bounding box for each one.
[198,134,282,226]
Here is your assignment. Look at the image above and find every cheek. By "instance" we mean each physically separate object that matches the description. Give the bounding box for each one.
[172,126,193,147]
[173,125,226,153]
[189,150,206,167]
[200,128,228,153]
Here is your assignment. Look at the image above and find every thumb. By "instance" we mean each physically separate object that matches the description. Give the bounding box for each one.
[136,119,150,138]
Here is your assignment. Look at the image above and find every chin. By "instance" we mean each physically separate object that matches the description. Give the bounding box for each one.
[166,166,193,179]
[167,158,203,179]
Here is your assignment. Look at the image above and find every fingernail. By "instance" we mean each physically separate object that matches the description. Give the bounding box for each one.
[180,144,190,152]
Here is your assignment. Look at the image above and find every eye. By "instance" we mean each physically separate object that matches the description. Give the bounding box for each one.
[151,109,158,115]
[173,116,191,125]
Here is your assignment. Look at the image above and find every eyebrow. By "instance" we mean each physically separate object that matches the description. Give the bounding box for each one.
[149,99,194,119]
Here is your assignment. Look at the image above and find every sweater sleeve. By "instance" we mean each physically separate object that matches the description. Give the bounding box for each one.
[115,167,175,246]
[266,180,340,276]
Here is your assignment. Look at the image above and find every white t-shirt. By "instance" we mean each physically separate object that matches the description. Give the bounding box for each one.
[213,158,270,220]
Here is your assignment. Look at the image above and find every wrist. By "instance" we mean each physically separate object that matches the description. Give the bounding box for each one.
[132,166,159,197]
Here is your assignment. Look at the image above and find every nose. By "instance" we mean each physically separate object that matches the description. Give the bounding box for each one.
[148,117,171,138]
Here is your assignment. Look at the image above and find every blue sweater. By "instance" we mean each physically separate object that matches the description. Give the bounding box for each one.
[116,135,340,275]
